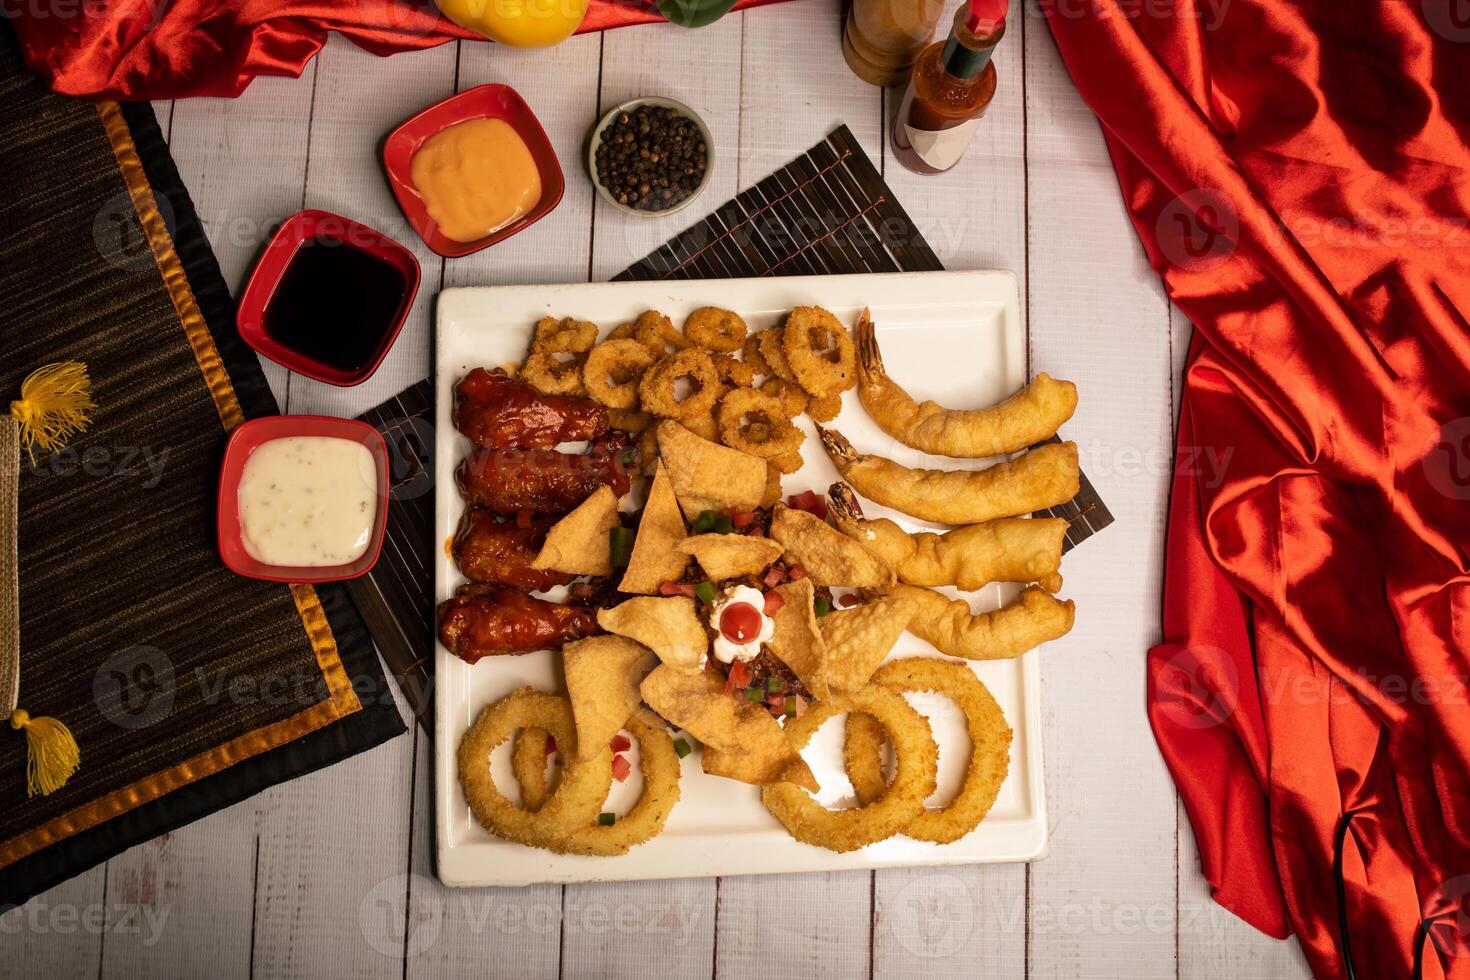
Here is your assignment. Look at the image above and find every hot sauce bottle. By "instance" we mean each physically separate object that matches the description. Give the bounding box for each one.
[891,0,1007,176]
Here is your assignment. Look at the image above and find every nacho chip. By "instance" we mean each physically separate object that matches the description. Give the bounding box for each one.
[531,485,621,576]
[678,533,784,581]
[818,592,915,693]
[770,504,895,588]
[765,579,830,701]
[618,460,689,594]
[655,419,766,520]
[639,665,817,791]
[597,596,708,671]
[562,635,658,761]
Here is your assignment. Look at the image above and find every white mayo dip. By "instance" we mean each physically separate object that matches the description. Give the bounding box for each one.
[237,436,377,567]
[709,584,775,665]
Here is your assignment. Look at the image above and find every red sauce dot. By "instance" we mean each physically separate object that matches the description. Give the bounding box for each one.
[719,602,763,644]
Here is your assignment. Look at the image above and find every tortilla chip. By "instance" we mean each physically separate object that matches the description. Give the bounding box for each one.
[770,504,894,588]
[818,592,915,693]
[597,596,708,671]
[677,533,784,581]
[655,420,766,519]
[618,460,689,594]
[765,579,830,701]
[640,665,817,791]
[562,635,657,761]
[531,485,620,576]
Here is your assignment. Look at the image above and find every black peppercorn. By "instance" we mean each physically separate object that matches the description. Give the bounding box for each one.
[594,103,709,213]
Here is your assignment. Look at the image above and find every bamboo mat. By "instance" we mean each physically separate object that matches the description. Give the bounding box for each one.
[354,126,1113,730]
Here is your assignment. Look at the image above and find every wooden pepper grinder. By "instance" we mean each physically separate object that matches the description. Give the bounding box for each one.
[842,0,947,87]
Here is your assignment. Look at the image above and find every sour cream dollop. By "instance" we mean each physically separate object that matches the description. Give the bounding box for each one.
[709,585,775,665]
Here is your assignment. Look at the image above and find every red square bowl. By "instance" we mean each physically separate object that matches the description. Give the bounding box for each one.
[218,416,391,583]
[236,210,420,386]
[383,84,565,258]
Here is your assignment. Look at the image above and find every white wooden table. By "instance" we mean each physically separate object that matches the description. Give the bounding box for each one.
[6,3,1312,976]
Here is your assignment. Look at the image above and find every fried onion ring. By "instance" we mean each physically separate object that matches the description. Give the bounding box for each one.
[782,306,856,397]
[712,352,756,388]
[757,328,796,380]
[742,332,770,376]
[457,688,612,844]
[685,307,748,352]
[760,687,937,852]
[634,310,691,354]
[521,350,586,396]
[845,658,1013,843]
[769,449,804,474]
[535,316,598,354]
[609,407,654,434]
[639,349,721,422]
[807,392,843,423]
[513,726,551,812]
[551,708,682,856]
[759,377,809,418]
[717,387,803,459]
[584,339,658,409]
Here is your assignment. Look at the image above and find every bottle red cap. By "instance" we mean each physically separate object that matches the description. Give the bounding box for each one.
[966,0,1007,35]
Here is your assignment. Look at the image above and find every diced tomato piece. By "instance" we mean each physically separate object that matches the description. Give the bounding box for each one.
[545,734,557,755]
[516,509,534,529]
[659,580,696,597]
[787,490,828,520]
[762,566,787,588]
[611,754,632,782]
[788,564,807,581]
[767,692,786,716]
[723,659,750,697]
[726,508,755,528]
[748,527,766,538]
[610,734,632,753]
[838,593,862,608]
[762,590,786,615]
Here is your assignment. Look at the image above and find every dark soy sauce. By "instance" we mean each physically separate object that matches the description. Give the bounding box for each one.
[264,236,407,373]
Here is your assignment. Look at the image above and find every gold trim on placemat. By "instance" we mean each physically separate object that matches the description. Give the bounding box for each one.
[0,103,364,869]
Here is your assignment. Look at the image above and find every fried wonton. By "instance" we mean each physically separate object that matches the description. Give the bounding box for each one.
[677,533,784,581]
[817,591,915,693]
[531,485,621,576]
[764,578,830,701]
[770,504,894,588]
[596,596,707,671]
[639,665,818,791]
[562,635,657,761]
[655,420,766,520]
[618,460,689,594]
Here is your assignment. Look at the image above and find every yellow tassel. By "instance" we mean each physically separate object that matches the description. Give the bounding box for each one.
[10,709,80,797]
[10,361,94,463]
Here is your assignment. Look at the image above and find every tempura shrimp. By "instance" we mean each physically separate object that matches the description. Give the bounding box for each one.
[817,427,1079,525]
[896,585,1075,660]
[855,309,1078,458]
[827,483,1065,592]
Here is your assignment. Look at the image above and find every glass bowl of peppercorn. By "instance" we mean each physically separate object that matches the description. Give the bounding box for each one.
[587,97,713,217]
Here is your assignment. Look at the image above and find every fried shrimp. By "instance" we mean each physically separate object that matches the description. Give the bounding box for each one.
[896,585,1075,660]
[584,339,657,409]
[829,483,1066,592]
[818,427,1079,525]
[639,349,721,422]
[684,307,748,352]
[783,306,856,397]
[855,309,1078,458]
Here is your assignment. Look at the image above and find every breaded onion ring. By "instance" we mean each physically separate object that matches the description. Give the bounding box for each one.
[535,316,598,354]
[761,687,937,852]
[807,392,842,423]
[718,387,803,459]
[757,328,796,380]
[845,658,1012,843]
[584,339,657,409]
[608,407,654,434]
[457,688,611,844]
[522,350,586,396]
[760,377,809,418]
[762,465,784,507]
[712,352,756,388]
[897,584,1076,659]
[818,427,1080,525]
[634,310,691,354]
[684,307,748,352]
[768,449,804,474]
[782,306,856,397]
[639,349,721,422]
[742,332,770,376]
[856,309,1078,458]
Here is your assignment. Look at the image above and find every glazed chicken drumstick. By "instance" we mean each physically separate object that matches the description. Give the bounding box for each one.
[453,367,609,449]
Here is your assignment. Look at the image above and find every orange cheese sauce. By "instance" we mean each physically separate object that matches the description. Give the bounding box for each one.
[410,118,542,243]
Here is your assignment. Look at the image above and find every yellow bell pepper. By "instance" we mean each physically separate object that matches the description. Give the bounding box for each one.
[435,0,591,48]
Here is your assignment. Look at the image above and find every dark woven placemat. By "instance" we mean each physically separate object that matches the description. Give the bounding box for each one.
[352,126,1113,731]
[0,31,404,908]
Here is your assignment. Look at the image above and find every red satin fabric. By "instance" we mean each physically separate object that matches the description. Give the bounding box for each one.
[1044,1,1470,977]
[9,0,788,100]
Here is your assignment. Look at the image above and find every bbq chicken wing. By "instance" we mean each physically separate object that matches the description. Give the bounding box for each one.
[437,586,604,664]
[454,367,609,449]
[455,430,633,515]
[453,508,576,592]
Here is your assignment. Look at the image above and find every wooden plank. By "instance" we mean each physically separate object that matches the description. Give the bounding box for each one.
[246,35,445,979]
[0,864,106,975]
[1021,14,1179,979]
[716,871,871,977]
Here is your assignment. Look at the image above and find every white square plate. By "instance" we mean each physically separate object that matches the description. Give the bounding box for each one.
[435,270,1047,886]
